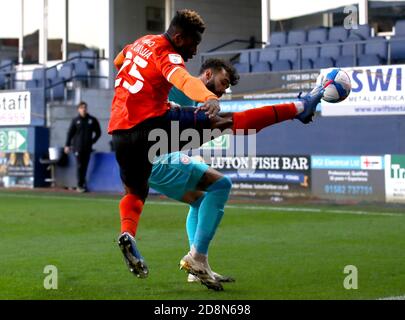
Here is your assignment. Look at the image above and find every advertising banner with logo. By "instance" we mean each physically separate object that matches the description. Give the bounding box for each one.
[0,128,28,152]
[0,91,31,125]
[311,155,385,201]
[385,154,405,203]
[209,155,311,201]
[320,65,405,116]
[0,151,34,188]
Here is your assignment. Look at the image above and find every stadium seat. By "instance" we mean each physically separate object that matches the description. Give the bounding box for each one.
[259,48,278,63]
[394,19,405,36]
[307,28,328,43]
[239,51,250,63]
[59,63,74,80]
[364,38,387,60]
[349,24,371,40]
[301,45,320,60]
[68,51,81,62]
[233,62,250,74]
[357,54,382,66]
[80,49,98,68]
[292,58,313,70]
[320,45,341,60]
[390,39,405,62]
[0,73,5,88]
[31,68,47,86]
[0,59,14,72]
[271,60,292,71]
[341,38,363,56]
[46,67,58,80]
[327,26,348,42]
[287,30,307,45]
[279,47,298,62]
[335,56,356,67]
[313,57,334,69]
[268,31,287,47]
[73,61,90,86]
[50,77,65,100]
[251,61,271,73]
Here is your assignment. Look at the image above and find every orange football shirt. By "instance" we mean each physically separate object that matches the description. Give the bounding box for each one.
[108,34,186,134]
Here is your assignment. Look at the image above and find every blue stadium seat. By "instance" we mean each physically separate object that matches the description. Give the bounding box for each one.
[301,45,320,60]
[0,59,14,72]
[73,61,90,86]
[233,62,250,74]
[328,26,348,42]
[59,63,74,80]
[287,30,307,45]
[307,28,328,43]
[390,39,405,62]
[313,57,334,69]
[0,73,6,88]
[251,61,271,73]
[68,51,81,62]
[335,56,356,67]
[349,24,371,40]
[268,31,287,46]
[365,38,387,60]
[31,68,47,86]
[358,54,382,66]
[25,79,38,89]
[80,49,98,68]
[46,67,58,80]
[259,48,278,63]
[279,47,298,62]
[341,38,364,56]
[292,58,313,70]
[320,45,341,59]
[50,77,65,100]
[272,60,292,71]
[394,19,405,36]
[239,51,250,63]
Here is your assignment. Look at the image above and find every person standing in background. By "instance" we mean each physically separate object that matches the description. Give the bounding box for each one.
[64,101,101,192]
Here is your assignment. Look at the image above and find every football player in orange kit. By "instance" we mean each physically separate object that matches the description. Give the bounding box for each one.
[109,9,324,288]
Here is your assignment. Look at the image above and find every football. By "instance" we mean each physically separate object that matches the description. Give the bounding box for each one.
[316,68,352,103]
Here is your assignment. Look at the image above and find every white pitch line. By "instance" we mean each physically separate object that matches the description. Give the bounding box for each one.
[378,295,405,300]
[0,192,404,217]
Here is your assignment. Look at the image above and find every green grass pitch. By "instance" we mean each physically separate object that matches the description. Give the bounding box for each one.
[0,190,404,300]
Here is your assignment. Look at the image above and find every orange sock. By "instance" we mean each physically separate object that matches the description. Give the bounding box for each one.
[119,194,144,236]
[232,103,298,134]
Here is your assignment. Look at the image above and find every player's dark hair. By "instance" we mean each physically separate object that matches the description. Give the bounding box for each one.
[77,101,87,108]
[168,9,205,36]
[200,58,240,86]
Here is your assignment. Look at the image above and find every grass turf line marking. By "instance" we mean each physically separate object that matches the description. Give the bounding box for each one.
[0,192,403,217]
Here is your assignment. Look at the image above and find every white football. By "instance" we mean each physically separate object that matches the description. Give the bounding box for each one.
[316,68,351,103]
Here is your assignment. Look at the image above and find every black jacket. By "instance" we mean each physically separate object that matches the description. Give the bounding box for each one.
[65,114,101,152]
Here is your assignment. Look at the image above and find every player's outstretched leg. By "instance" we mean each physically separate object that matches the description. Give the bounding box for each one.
[295,86,325,124]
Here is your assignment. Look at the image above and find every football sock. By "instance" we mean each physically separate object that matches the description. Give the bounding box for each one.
[119,193,144,236]
[186,194,205,249]
[232,102,303,134]
[193,176,232,255]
